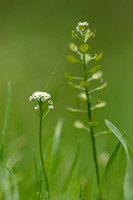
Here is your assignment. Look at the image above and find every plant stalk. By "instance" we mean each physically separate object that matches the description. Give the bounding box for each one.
[82,37,100,186]
[39,109,50,199]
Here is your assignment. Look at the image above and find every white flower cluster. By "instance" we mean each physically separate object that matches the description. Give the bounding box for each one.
[76,22,89,32]
[29,91,54,110]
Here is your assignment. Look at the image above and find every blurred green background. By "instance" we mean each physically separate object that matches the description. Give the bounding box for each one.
[0,0,133,199]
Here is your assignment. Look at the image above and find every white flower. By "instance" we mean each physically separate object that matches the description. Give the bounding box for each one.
[76,21,89,32]
[48,100,53,105]
[29,96,33,101]
[78,22,89,26]
[32,94,38,99]
[48,105,54,110]
[41,97,46,102]
[30,91,51,101]
[44,93,51,99]
[34,105,39,110]
[30,91,54,111]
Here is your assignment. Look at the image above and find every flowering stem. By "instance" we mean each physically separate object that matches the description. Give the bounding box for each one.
[39,108,50,199]
[82,36,100,186]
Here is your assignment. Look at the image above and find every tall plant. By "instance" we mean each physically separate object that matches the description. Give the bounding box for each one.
[65,21,133,200]
[65,22,107,186]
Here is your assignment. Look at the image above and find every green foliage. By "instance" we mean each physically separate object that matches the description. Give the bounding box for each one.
[96,141,121,199]
[68,81,80,90]
[0,83,19,200]
[79,185,86,200]
[79,44,89,52]
[0,82,11,162]
[105,120,133,200]
[80,81,90,88]
[64,73,74,81]
[90,65,101,73]
[49,119,63,183]
[62,145,80,193]
[94,52,103,61]
[67,107,87,113]
[0,163,19,200]
[67,55,78,63]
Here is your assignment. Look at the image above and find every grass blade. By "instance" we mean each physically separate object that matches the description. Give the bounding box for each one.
[96,141,121,199]
[0,82,11,162]
[34,150,42,200]
[0,163,19,200]
[79,184,86,200]
[105,119,133,200]
[49,119,63,183]
[62,144,80,193]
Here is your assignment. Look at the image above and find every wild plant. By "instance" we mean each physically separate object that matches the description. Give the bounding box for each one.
[65,21,133,199]
[29,91,80,200]
[29,91,54,199]
[65,21,106,188]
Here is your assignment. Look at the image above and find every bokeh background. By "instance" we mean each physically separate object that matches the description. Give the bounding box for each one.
[0,0,133,199]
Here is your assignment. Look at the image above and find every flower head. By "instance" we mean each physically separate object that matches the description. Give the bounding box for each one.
[29,91,54,111]
[76,22,89,33]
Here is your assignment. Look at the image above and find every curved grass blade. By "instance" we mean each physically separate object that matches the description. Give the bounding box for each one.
[62,144,80,193]
[0,82,11,162]
[105,119,133,200]
[0,163,19,200]
[49,119,63,183]
[96,141,121,199]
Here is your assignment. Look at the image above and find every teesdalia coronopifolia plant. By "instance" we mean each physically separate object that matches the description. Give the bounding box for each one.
[29,91,80,200]
[65,21,119,199]
[29,91,54,200]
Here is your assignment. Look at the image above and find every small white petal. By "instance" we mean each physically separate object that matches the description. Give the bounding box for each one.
[34,105,39,110]
[41,97,46,102]
[48,105,54,110]
[29,96,33,101]
[48,100,53,104]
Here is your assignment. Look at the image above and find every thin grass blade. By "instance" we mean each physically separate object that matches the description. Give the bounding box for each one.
[96,141,121,199]
[49,119,63,183]
[79,184,86,200]
[105,119,133,200]
[34,150,42,200]
[0,82,11,162]
[62,144,80,193]
[0,163,19,200]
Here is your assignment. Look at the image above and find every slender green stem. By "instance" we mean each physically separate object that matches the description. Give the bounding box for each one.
[82,36,100,186]
[39,108,50,199]
[0,82,11,162]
